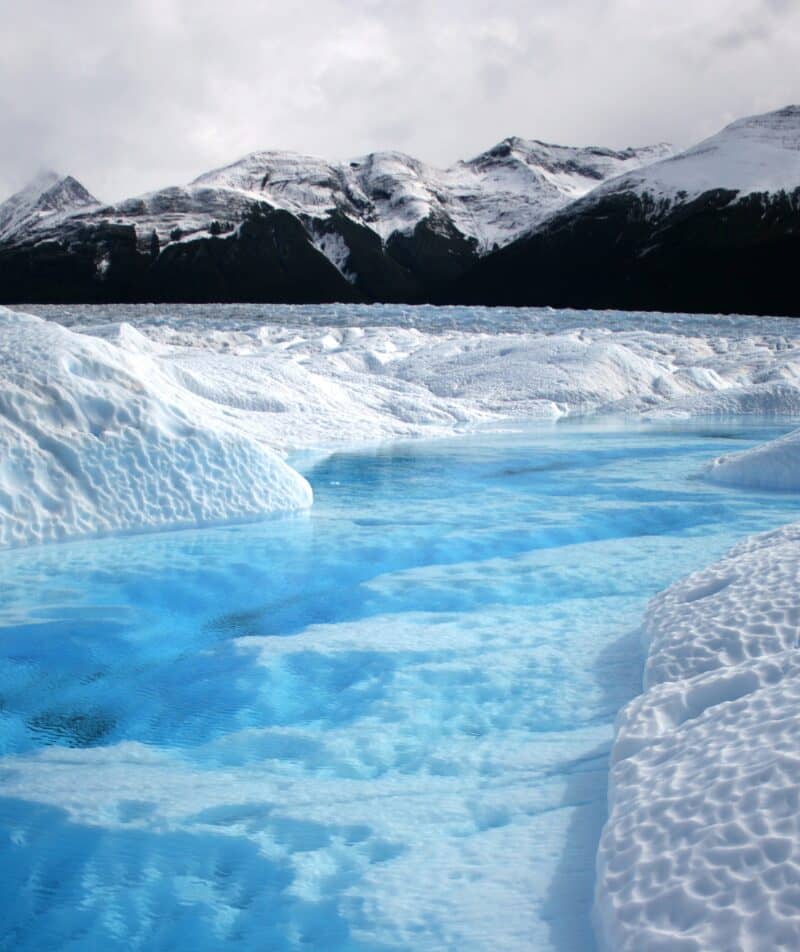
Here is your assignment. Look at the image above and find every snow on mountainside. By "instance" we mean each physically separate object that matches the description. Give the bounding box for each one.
[191,138,671,251]
[588,104,800,209]
[452,138,671,249]
[453,105,800,315]
[0,171,99,242]
[0,136,670,304]
[0,137,669,258]
[6,105,799,311]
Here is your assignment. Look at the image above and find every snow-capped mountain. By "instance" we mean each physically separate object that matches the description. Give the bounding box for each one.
[0,171,99,243]
[455,105,800,316]
[4,137,666,258]
[0,135,668,305]
[189,139,670,252]
[2,106,797,312]
[588,104,800,211]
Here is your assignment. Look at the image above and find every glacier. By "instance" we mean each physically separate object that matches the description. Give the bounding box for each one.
[705,426,800,492]
[2,302,800,950]
[5,302,800,548]
[597,523,800,951]
[2,419,798,952]
[0,307,311,548]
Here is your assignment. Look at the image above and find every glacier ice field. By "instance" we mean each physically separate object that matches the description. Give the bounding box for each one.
[2,420,800,951]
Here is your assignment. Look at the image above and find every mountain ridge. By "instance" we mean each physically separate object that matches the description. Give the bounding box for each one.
[0,133,668,305]
[451,104,800,316]
[1,105,798,313]
[0,172,99,243]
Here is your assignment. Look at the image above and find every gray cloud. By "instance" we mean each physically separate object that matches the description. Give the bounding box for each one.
[1,0,798,202]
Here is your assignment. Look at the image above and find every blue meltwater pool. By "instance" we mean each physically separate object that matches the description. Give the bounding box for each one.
[1,421,799,951]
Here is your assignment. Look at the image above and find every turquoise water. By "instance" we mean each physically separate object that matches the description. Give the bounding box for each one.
[1,421,799,951]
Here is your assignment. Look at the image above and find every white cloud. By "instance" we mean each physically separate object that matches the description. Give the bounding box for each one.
[0,0,797,202]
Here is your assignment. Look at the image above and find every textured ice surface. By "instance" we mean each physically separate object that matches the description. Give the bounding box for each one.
[5,303,800,948]
[1,424,799,951]
[597,522,800,951]
[23,304,800,432]
[705,426,800,492]
[7,302,800,548]
[0,307,311,548]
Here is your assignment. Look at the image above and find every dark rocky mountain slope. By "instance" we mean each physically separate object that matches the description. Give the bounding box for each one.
[0,140,667,304]
[450,106,800,317]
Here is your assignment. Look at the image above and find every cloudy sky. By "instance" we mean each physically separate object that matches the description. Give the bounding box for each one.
[1,0,798,202]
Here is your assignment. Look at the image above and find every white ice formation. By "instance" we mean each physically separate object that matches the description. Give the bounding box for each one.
[0,308,312,548]
[5,303,800,548]
[3,302,800,950]
[596,523,800,950]
[705,426,800,492]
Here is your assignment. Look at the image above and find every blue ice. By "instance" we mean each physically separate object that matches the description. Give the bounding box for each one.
[1,421,798,950]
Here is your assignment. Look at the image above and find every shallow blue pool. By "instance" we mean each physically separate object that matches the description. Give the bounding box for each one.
[1,421,799,951]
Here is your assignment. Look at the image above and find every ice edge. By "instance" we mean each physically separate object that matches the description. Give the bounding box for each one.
[595,519,800,950]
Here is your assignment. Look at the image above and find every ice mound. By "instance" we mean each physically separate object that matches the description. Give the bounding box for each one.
[704,425,800,491]
[0,308,312,548]
[596,523,800,950]
[69,306,800,447]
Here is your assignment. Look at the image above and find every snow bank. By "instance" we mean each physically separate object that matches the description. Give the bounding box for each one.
[596,523,800,950]
[0,307,311,548]
[705,425,800,491]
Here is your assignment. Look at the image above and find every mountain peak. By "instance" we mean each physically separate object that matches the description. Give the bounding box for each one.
[8,169,62,201]
[0,172,99,242]
[591,103,800,208]
[722,103,800,143]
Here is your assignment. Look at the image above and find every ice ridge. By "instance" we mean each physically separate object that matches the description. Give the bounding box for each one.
[0,307,312,549]
[596,521,800,950]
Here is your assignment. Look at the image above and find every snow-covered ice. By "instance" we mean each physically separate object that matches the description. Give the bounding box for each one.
[705,425,800,492]
[0,308,311,548]
[2,419,799,952]
[596,522,800,950]
[5,302,800,548]
[3,302,800,951]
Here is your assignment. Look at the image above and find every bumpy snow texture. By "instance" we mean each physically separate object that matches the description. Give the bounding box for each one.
[0,308,312,548]
[597,523,800,950]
